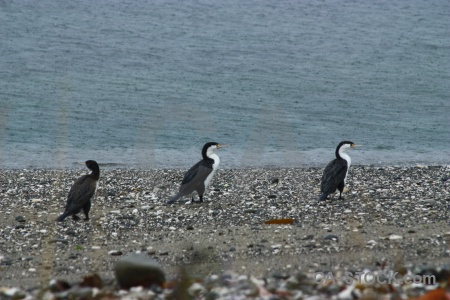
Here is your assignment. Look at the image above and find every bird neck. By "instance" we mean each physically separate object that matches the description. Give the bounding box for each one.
[89,167,100,181]
[207,153,220,169]
[338,150,351,167]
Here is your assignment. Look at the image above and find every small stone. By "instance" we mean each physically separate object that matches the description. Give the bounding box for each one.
[49,279,71,292]
[205,291,220,300]
[272,272,290,280]
[114,254,166,289]
[81,273,103,288]
[301,234,314,240]
[0,258,13,266]
[188,282,206,296]
[323,234,339,242]
[49,238,69,244]
[2,288,21,297]
[389,234,403,240]
[66,230,76,236]
[366,240,377,248]
[268,195,277,199]
[15,216,26,223]
[108,250,123,256]
[417,248,428,256]
[67,287,93,299]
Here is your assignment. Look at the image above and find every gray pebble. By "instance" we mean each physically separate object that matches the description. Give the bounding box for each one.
[114,254,165,289]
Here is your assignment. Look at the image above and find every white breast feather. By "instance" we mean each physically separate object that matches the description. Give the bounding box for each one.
[340,152,351,183]
[204,153,220,189]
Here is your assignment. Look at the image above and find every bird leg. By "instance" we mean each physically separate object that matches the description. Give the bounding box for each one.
[72,215,80,221]
[192,195,204,203]
[83,201,91,220]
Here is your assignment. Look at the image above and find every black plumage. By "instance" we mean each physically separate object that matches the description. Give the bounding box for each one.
[167,142,221,204]
[319,141,355,201]
[57,160,100,221]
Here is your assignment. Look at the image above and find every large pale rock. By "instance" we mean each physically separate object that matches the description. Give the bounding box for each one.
[114,254,165,289]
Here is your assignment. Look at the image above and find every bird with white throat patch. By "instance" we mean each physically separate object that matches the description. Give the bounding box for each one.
[319,141,361,201]
[166,142,224,204]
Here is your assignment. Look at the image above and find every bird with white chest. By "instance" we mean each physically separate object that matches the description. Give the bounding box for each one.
[319,141,361,201]
[166,142,223,204]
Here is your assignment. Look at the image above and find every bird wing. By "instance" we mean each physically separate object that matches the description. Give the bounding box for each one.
[320,159,347,195]
[64,175,96,214]
[181,161,201,185]
[178,160,213,195]
[166,160,213,204]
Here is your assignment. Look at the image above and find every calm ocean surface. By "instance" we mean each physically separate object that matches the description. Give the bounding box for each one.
[0,0,449,169]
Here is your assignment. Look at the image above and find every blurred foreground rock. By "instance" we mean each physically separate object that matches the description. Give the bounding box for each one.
[114,253,166,289]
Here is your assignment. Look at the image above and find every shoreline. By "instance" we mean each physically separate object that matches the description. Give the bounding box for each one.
[1,147,449,170]
[1,162,449,172]
[1,166,449,298]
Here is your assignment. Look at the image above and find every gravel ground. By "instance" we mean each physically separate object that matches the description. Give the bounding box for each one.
[0,166,449,299]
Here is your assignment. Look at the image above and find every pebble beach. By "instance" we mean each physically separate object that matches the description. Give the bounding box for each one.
[1,166,449,299]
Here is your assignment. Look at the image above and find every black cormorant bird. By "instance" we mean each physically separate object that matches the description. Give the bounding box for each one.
[319,141,360,201]
[167,142,222,204]
[57,160,100,221]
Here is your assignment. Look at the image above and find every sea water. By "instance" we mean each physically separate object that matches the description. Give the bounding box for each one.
[0,0,449,169]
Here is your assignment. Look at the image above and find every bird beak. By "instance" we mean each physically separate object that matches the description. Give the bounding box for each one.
[217,144,228,149]
[352,144,363,148]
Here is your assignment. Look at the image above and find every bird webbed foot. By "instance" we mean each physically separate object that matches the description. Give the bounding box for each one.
[192,195,204,203]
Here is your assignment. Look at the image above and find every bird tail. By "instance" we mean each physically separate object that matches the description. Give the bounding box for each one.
[166,193,182,205]
[56,212,69,222]
[319,193,328,201]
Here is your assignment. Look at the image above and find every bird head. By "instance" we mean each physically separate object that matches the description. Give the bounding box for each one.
[337,141,362,153]
[202,142,225,159]
[85,160,99,171]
